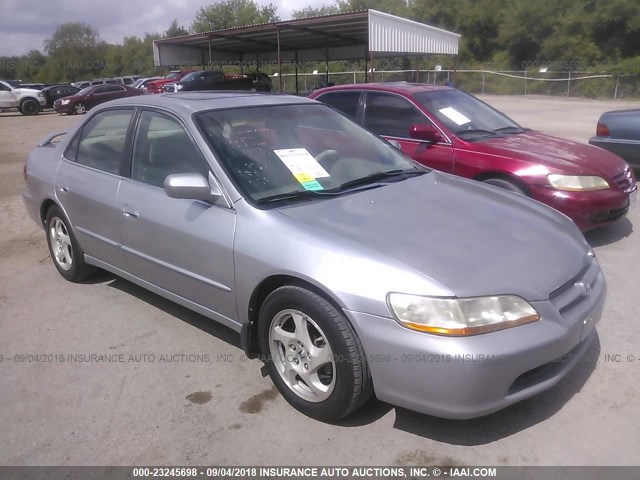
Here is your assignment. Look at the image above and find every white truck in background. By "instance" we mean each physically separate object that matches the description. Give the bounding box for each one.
[0,80,46,115]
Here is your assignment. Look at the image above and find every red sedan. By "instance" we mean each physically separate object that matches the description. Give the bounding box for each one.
[54,84,143,115]
[309,83,637,230]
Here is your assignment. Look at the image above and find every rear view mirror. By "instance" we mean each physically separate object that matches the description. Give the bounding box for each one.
[410,124,443,143]
[164,173,221,203]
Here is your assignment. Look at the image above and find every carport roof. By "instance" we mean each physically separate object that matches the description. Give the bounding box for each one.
[153,10,460,67]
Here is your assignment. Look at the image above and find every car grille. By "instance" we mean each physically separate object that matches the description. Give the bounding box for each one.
[549,258,600,316]
[613,167,635,193]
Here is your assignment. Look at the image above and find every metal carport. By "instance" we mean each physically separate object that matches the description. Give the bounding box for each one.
[153,9,460,92]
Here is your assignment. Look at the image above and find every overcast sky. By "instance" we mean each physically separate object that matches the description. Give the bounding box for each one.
[0,0,328,56]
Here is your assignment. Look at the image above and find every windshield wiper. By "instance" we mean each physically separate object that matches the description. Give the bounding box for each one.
[493,126,526,134]
[334,169,426,191]
[456,129,497,137]
[256,189,339,204]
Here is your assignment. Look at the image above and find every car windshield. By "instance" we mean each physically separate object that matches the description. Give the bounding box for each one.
[414,90,524,139]
[195,103,426,205]
[166,72,180,79]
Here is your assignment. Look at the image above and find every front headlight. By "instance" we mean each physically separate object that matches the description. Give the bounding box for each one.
[176,84,183,90]
[547,174,609,191]
[61,99,70,105]
[387,293,539,336]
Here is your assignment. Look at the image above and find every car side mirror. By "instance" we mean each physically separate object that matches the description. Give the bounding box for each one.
[164,173,222,203]
[410,124,443,143]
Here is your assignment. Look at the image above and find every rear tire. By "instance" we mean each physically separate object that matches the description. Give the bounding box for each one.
[258,286,373,422]
[482,177,527,196]
[20,98,40,116]
[44,206,95,282]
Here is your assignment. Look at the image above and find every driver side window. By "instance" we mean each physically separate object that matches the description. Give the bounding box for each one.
[131,110,210,188]
[364,92,428,138]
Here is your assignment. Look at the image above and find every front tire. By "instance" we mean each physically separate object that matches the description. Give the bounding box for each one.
[258,286,373,421]
[20,98,40,116]
[73,102,86,115]
[44,206,95,282]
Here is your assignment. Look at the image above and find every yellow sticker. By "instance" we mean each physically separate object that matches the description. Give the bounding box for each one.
[294,172,316,183]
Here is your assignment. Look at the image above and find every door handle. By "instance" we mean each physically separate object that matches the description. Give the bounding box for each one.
[122,206,139,218]
[57,186,69,193]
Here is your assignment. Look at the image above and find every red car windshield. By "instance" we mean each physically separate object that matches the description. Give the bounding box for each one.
[414,90,524,138]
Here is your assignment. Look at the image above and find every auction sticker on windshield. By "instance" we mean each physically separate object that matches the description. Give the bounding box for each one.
[274,148,330,190]
[439,107,471,126]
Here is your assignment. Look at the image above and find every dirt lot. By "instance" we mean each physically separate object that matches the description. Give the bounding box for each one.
[1,97,640,467]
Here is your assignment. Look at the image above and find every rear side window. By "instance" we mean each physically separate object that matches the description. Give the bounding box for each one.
[316,91,360,120]
[74,109,134,174]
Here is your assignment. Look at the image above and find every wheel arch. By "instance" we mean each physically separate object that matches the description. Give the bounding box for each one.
[40,198,59,226]
[241,274,345,359]
[473,171,531,196]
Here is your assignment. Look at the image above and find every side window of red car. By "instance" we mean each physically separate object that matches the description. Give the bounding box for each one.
[364,92,428,138]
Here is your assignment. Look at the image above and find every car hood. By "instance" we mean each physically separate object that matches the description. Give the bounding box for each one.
[278,172,591,301]
[473,130,628,177]
[15,87,41,94]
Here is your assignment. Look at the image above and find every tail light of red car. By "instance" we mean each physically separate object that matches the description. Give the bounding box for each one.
[596,122,610,137]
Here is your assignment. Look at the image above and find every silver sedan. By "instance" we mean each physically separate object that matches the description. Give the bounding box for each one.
[23,92,605,421]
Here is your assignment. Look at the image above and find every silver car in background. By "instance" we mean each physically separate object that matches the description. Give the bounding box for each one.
[23,92,605,421]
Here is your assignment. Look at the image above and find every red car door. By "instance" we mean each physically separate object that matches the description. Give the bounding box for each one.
[362,92,454,173]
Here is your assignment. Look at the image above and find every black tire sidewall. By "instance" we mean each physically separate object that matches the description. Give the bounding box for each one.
[21,99,39,116]
[258,286,364,421]
[44,206,87,282]
[73,103,85,115]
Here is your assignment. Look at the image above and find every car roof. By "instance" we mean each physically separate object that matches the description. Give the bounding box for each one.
[312,82,453,96]
[105,91,317,114]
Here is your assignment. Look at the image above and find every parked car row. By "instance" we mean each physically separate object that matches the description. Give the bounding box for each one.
[24,90,613,422]
[71,76,143,89]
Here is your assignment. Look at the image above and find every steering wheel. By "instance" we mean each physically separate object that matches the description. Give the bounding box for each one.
[314,149,339,167]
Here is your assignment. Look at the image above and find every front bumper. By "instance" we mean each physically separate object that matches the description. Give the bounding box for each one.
[53,103,74,114]
[343,262,605,419]
[529,183,635,231]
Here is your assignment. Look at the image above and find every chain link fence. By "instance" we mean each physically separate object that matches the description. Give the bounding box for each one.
[280,69,640,100]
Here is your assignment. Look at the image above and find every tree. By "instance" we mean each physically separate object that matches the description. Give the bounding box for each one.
[165,19,189,38]
[192,0,279,33]
[337,0,410,16]
[43,23,103,81]
[292,5,340,19]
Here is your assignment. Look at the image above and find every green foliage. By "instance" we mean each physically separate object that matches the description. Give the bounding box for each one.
[192,0,279,33]
[165,20,189,38]
[41,22,104,82]
[292,6,340,19]
[337,0,410,16]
